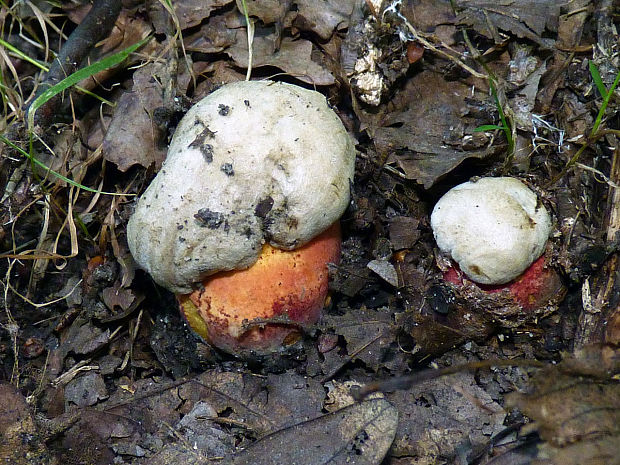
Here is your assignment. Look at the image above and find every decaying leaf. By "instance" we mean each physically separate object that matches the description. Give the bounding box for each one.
[388,216,420,251]
[0,384,55,465]
[173,0,234,29]
[455,0,561,48]
[64,372,108,407]
[388,370,505,462]
[148,444,211,465]
[102,62,168,171]
[507,346,620,465]
[62,320,111,356]
[227,31,335,85]
[369,74,499,188]
[232,398,398,465]
[321,305,405,372]
[178,370,326,435]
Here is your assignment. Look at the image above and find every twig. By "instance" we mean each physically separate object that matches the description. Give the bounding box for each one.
[353,358,546,400]
[605,143,620,242]
[383,1,487,79]
[28,0,122,128]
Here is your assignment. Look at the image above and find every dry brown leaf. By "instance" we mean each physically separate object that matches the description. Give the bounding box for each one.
[174,0,234,30]
[227,31,335,85]
[388,216,420,250]
[102,62,168,171]
[455,0,561,48]
[507,346,620,465]
[232,398,398,465]
[235,0,292,25]
[75,9,155,92]
[295,0,357,40]
[369,73,499,188]
[184,12,238,54]
[102,285,136,311]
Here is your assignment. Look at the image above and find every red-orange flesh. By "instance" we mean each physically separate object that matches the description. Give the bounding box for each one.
[443,255,562,310]
[178,223,341,356]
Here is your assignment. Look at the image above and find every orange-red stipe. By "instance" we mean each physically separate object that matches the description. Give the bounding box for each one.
[178,223,341,356]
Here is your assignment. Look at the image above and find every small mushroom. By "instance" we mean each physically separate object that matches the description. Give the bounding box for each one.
[431,177,563,312]
[127,80,355,355]
[431,177,551,285]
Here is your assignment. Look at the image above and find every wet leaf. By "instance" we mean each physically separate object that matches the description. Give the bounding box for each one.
[232,398,398,465]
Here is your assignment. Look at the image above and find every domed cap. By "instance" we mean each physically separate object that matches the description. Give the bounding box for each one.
[127,81,355,293]
[430,177,551,285]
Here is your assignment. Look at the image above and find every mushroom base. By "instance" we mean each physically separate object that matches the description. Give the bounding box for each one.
[442,255,565,325]
[178,223,341,357]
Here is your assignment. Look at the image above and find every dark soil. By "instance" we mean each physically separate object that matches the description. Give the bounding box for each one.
[1,1,619,464]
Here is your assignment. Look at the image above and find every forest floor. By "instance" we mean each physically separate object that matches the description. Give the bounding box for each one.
[0,1,619,464]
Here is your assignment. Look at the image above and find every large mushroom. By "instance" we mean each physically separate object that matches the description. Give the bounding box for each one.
[127,80,355,356]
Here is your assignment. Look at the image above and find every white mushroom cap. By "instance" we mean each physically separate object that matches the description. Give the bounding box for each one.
[127,81,355,293]
[430,177,551,285]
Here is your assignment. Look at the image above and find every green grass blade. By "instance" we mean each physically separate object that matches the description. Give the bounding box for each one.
[28,35,150,129]
[489,80,514,156]
[473,124,505,132]
[0,38,49,71]
[588,60,607,99]
[75,86,114,106]
[591,68,620,136]
[0,38,113,106]
[0,135,131,196]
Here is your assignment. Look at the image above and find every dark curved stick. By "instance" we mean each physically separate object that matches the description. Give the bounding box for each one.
[352,358,546,401]
[29,0,122,128]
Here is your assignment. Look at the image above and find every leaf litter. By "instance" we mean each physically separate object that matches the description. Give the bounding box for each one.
[0,0,619,464]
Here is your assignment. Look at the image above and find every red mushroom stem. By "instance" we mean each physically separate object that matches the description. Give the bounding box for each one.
[443,255,563,310]
[178,223,341,355]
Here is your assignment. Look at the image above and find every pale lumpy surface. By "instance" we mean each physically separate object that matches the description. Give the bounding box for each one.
[431,177,551,285]
[127,81,355,293]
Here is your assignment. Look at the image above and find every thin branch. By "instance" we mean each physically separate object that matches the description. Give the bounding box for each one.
[28,0,122,128]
